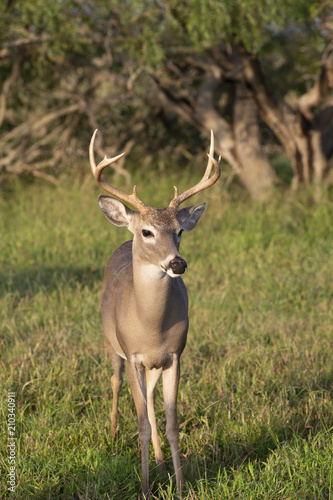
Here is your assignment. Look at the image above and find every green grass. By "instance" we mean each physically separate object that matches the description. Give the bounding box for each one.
[1,175,333,499]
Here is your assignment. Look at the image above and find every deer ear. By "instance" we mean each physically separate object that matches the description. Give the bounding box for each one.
[177,203,206,231]
[98,195,134,227]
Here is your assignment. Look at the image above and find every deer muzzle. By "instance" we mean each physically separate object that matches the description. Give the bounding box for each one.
[168,256,187,276]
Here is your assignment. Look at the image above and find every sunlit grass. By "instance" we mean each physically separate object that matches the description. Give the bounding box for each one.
[1,177,333,499]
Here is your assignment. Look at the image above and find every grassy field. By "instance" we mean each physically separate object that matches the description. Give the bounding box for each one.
[1,173,333,499]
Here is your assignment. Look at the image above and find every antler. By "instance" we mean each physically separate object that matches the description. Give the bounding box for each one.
[89,129,148,213]
[169,130,221,209]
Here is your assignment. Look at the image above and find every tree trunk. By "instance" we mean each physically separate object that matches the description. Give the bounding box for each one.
[151,71,279,199]
[241,53,330,192]
[287,121,327,190]
[233,84,278,198]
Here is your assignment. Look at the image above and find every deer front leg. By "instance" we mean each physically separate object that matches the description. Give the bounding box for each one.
[105,339,124,437]
[127,360,151,498]
[162,354,185,492]
[146,368,167,472]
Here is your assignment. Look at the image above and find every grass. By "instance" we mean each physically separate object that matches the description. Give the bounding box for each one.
[1,173,333,499]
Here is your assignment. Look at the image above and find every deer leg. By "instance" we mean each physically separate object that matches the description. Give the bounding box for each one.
[105,339,124,438]
[162,354,185,492]
[127,361,151,498]
[146,368,167,472]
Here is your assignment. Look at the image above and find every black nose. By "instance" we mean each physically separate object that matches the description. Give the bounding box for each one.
[169,257,187,275]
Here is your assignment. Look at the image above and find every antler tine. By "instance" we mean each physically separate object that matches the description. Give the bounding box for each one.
[201,129,215,181]
[89,129,148,213]
[169,130,221,209]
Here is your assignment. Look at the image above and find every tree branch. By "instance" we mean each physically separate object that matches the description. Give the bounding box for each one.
[0,58,20,127]
[297,66,330,120]
[0,34,54,59]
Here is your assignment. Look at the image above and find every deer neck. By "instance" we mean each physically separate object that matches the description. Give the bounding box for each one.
[132,256,173,329]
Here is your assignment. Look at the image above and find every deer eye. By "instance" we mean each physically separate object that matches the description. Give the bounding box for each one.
[142,229,154,238]
[178,229,183,237]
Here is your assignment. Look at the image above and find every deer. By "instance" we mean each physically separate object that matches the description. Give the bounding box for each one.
[89,129,221,497]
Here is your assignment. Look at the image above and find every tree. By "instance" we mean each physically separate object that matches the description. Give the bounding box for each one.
[122,0,333,197]
[0,0,140,183]
[1,1,332,199]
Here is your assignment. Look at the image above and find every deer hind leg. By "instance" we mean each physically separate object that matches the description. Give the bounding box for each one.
[162,354,185,492]
[105,338,125,438]
[127,360,151,498]
[146,368,167,472]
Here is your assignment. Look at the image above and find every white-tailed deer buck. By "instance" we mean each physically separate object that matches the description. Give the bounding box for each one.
[90,129,220,497]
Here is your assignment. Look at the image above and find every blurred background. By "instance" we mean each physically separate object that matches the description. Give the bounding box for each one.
[1,0,333,199]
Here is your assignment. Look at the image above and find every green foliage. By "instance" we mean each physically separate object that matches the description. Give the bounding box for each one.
[1,1,85,60]
[118,0,327,66]
[1,177,333,498]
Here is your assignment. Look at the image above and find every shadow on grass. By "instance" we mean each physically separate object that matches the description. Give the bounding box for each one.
[181,430,280,487]
[0,265,104,299]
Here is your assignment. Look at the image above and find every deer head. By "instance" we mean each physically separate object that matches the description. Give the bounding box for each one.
[89,129,221,278]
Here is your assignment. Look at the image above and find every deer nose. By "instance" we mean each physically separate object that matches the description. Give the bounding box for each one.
[169,257,187,275]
